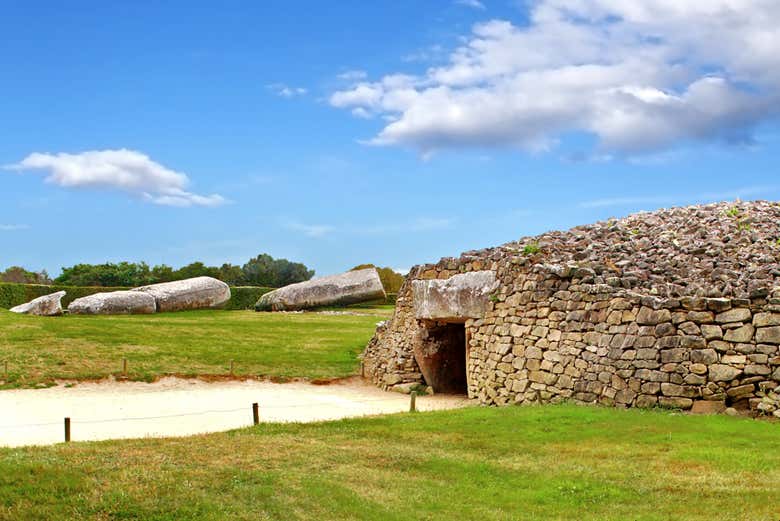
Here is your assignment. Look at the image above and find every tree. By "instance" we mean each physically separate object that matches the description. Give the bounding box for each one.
[242,254,314,287]
[218,263,245,286]
[55,262,153,287]
[351,264,405,293]
[173,262,220,281]
[0,266,51,284]
[49,254,314,288]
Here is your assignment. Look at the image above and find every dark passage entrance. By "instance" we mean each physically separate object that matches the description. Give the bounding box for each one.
[414,322,467,394]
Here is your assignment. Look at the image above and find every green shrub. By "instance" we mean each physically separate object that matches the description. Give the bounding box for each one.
[0,283,129,309]
[522,242,541,256]
[223,286,275,310]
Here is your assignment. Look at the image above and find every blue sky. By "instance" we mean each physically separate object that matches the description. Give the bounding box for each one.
[2,1,779,277]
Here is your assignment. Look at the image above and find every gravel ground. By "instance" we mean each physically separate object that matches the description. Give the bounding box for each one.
[0,377,470,447]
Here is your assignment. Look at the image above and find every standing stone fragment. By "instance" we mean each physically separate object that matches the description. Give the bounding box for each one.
[9,291,66,316]
[256,268,386,311]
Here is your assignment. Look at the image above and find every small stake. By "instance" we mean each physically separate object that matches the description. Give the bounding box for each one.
[410,391,417,413]
[122,358,128,377]
[230,359,234,376]
[252,402,259,425]
[64,417,71,442]
[3,360,7,378]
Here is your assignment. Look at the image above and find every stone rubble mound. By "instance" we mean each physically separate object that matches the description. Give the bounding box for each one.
[460,200,780,299]
[363,200,780,415]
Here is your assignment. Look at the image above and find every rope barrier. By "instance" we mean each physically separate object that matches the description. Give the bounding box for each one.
[0,395,434,430]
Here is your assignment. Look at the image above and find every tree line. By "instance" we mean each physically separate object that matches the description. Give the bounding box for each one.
[0,254,315,288]
[1,258,407,292]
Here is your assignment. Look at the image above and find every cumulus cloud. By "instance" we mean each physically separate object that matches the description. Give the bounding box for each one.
[456,0,486,9]
[0,224,29,231]
[5,149,226,207]
[330,0,780,155]
[285,221,335,238]
[284,217,454,238]
[579,185,779,209]
[267,83,307,98]
[337,70,368,81]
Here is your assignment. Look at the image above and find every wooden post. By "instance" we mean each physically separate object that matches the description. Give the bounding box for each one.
[409,391,417,413]
[122,358,128,377]
[3,360,7,378]
[252,402,259,425]
[64,417,71,442]
[230,359,234,376]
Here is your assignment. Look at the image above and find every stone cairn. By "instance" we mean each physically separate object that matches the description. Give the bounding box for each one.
[363,201,780,416]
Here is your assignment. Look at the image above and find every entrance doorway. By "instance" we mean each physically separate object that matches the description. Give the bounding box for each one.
[413,322,467,394]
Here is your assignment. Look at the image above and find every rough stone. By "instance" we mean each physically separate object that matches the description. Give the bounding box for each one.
[708,364,742,382]
[715,308,751,324]
[68,291,156,315]
[637,307,672,325]
[256,268,386,311]
[690,349,718,364]
[690,401,726,414]
[756,326,780,345]
[753,313,780,327]
[723,324,754,343]
[133,276,230,312]
[9,291,66,316]
[410,271,498,320]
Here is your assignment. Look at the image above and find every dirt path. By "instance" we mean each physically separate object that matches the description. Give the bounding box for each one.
[0,377,470,447]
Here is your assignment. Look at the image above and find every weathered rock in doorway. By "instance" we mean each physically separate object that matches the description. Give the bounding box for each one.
[412,271,498,320]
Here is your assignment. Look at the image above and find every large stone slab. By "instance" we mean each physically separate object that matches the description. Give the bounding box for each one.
[10,291,66,316]
[133,276,230,312]
[255,268,386,311]
[68,291,156,315]
[413,271,499,320]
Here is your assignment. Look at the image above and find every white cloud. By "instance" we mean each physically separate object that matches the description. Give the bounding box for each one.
[5,149,226,207]
[285,221,335,238]
[352,217,455,235]
[579,185,779,208]
[338,70,368,81]
[330,1,780,156]
[456,0,485,9]
[0,224,29,231]
[284,217,454,238]
[268,83,307,98]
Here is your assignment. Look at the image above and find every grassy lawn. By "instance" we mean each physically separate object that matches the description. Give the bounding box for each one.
[0,404,777,520]
[0,308,389,388]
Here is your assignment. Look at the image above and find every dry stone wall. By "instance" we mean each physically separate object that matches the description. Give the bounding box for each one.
[363,202,780,415]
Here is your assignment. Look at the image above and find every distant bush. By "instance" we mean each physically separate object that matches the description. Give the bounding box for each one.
[0,283,128,309]
[0,266,51,284]
[52,254,314,288]
[223,286,274,310]
[0,283,274,311]
[351,264,405,293]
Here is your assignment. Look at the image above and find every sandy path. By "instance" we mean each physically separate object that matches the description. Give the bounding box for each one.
[0,378,470,447]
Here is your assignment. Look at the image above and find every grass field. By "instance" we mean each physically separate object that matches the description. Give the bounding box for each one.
[0,307,392,389]
[0,404,777,520]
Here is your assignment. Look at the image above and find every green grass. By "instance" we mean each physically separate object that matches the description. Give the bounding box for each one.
[0,405,777,520]
[0,309,388,388]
